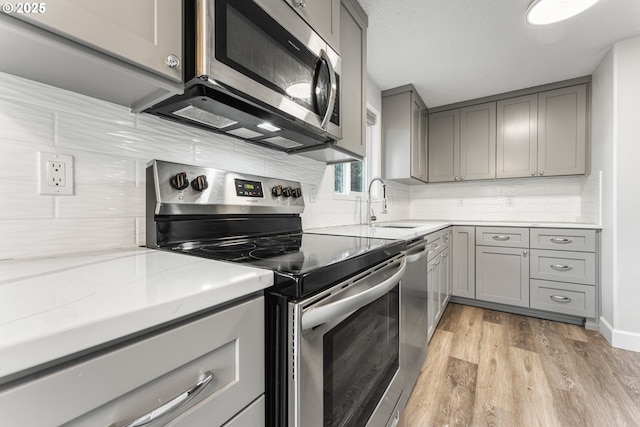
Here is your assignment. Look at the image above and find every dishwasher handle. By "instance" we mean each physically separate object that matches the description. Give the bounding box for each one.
[406,243,428,263]
[301,257,407,331]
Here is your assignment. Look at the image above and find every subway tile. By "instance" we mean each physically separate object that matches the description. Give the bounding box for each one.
[0,99,54,145]
[0,181,54,219]
[0,218,136,260]
[56,183,144,218]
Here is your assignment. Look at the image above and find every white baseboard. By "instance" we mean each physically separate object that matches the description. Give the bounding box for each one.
[599,316,640,353]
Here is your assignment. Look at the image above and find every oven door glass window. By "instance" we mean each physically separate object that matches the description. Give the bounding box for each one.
[323,285,400,426]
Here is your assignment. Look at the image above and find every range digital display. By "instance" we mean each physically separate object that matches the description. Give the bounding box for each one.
[235,179,264,197]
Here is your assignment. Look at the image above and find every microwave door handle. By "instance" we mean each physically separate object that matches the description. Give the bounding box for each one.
[301,257,407,331]
[318,49,337,130]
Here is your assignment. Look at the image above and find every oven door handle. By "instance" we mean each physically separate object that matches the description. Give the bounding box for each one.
[301,257,407,331]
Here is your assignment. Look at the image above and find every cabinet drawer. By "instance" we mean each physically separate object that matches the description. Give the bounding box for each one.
[0,296,264,427]
[530,250,596,285]
[426,230,444,261]
[530,228,596,252]
[530,279,595,317]
[476,227,529,248]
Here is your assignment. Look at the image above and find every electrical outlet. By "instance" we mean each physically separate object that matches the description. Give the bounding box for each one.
[38,152,74,195]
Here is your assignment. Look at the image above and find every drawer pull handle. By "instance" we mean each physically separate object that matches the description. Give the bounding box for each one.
[492,235,510,241]
[550,295,572,304]
[550,264,572,271]
[551,237,572,244]
[118,371,214,427]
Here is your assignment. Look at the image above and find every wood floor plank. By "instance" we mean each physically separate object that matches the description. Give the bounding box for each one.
[403,329,456,427]
[506,311,537,352]
[472,320,517,427]
[509,346,562,427]
[554,321,589,342]
[449,305,484,364]
[432,356,478,427]
[527,317,577,392]
[437,302,465,332]
[481,308,506,325]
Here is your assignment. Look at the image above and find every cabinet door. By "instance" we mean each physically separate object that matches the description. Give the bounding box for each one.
[337,0,366,157]
[14,1,182,82]
[459,102,496,180]
[439,247,451,318]
[537,84,587,176]
[428,110,459,182]
[410,98,428,181]
[286,0,340,51]
[452,226,476,299]
[496,94,538,178]
[476,246,529,307]
[427,258,439,342]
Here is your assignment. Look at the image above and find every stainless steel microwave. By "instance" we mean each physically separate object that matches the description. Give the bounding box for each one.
[146,0,342,155]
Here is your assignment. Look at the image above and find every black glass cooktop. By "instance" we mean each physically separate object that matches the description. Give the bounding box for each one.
[171,233,405,297]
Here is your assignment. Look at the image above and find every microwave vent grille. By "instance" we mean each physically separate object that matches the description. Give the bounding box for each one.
[173,105,238,129]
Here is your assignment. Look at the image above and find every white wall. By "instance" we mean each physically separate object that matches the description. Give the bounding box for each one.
[0,71,404,260]
[592,35,640,352]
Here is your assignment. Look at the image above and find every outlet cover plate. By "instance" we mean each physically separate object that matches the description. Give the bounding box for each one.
[38,152,74,195]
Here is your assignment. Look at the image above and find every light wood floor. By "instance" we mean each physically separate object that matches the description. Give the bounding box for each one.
[403,303,640,427]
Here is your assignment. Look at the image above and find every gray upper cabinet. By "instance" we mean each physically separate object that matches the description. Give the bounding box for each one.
[459,102,496,181]
[496,94,538,178]
[428,102,495,182]
[0,1,183,110]
[497,84,587,178]
[286,0,340,51]
[428,109,459,182]
[383,85,428,184]
[11,1,182,82]
[338,0,367,158]
[538,85,587,176]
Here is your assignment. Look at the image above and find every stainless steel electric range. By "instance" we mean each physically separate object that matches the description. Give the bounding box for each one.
[146,160,407,427]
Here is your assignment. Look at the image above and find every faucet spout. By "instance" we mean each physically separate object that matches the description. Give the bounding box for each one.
[367,177,387,226]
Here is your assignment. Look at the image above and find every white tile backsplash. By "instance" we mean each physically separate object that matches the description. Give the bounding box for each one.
[0,71,601,260]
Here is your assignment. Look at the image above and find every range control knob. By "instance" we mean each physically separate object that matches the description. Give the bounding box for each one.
[282,186,293,197]
[191,175,209,192]
[170,172,189,190]
[292,188,302,198]
[272,185,283,197]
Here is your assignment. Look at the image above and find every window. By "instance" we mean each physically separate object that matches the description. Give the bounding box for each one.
[334,106,379,195]
[334,161,365,194]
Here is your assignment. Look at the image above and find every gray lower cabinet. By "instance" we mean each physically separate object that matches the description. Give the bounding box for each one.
[476,245,530,308]
[0,296,265,427]
[426,228,451,342]
[338,0,367,159]
[452,226,476,298]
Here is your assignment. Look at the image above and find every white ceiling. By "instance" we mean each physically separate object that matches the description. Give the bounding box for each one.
[358,0,640,107]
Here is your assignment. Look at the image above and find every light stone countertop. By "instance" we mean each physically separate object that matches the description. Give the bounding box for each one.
[0,248,273,383]
[307,220,601,241]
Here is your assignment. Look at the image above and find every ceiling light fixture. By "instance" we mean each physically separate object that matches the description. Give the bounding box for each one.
[526,0,600,25]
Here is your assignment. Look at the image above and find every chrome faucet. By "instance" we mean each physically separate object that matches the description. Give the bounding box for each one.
[367,177,388,225]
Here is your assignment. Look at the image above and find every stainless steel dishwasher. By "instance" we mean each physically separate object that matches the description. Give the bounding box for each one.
[401,237,430,396]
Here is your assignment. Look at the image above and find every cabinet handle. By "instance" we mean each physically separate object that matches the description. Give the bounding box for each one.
[550,264,572,271]
[116,371,214,427]
[550,295,572,304]
[531,171,536,176]
[492,235,510,241]
[435,260,441,265]
[550,237,572,244]
[454,176,459,181]
[523,250,528,257]
[295,0,306,7]
[461,176,465,180]
[539,171,545,176]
